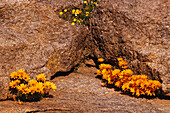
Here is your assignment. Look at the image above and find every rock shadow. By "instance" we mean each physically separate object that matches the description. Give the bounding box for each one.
[50,65,78,80]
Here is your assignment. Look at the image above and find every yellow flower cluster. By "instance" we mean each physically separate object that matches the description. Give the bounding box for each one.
[59,0,99,25]
[9,69,56,102]
[97,58,162,97]
[72,9,82,16]
[10,69,30,81]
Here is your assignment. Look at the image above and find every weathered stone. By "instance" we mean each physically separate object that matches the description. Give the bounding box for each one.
[89,0,169,94]
[0,0,88,80]
[0,77,10,100]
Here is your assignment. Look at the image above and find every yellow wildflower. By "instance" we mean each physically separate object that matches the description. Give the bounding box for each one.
[101,69,107,75]
[119,60,127,67]
[17,84,27,91]
[76,9,80,14]
[145,90,152,96]
[108,77,114,84]
[122,66,128,69]
[122,83,129,91]
[97,70,101,75]
[86,12,89,16]
[71,22,75,25]
[77,20,80,23]
[140,82,146,89]
[139,75,148,80]
[14,79,20,85]
[9,81,18,88]
[94,2,97,5]
[10,72,18,79]
[140,91,145,95]
[29,86,36,94]
[50,83,56,91]
[17,69,27,80]
[44,81,51,89]
[37,74,46,82]
[153,80,161,88]
[98,58,104,62]
[23,74,30,82]
[73,18,77,22]
[99,64,105,69]
[130,88,135,94]
[117,57,123,61]
[35,82,44,93]
[106,64,112,69]
[115,81,121,88]
[145,81,150,87]
[17,69,25,73]
[59,12,63,15]
[18,73,25,80]
[64,9,67,12]
[124,69,133,76]
[17,69,26,75]
[112,69,120,75]
[135,80,141,86]
[29,79,38,86]
[102,73,108,80]
[84,1,87,4]
[22,88,30,94]
[136,89,140,97]
[72,9,75,14]
[131,75,138,81]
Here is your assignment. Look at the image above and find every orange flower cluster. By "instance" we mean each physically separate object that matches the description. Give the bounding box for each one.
[9,69,56,103]
[97,58,162,97]
[118,57,128,69]
[114,69,133,88]
[122,75,162,96]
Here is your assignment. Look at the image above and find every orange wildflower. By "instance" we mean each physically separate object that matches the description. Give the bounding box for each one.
[98,58,104,62]
[18,101,23,105]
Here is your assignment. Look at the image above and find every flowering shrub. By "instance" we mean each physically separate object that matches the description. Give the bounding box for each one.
[9,69,56,104]
[59,0,99,25]
[97,58,162,97]
[122,75,161,96]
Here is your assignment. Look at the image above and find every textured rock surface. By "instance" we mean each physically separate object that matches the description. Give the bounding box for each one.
[0,77,10,100]
[0,64,169,113]
[89,0,170,94]
[0,0,87,80]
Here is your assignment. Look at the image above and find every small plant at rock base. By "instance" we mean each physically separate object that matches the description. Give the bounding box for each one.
[122,75,161,97]
[96,57,162,97]
[9,69,56,104]
[59,0,99,25]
